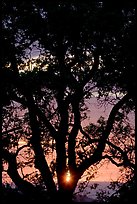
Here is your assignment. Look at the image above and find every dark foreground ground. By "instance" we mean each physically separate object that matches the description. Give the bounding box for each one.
[1,184,136,204]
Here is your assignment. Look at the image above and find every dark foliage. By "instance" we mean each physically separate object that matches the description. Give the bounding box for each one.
[1,0,135,202]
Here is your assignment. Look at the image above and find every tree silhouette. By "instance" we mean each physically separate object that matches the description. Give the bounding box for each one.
[1,0,135,202]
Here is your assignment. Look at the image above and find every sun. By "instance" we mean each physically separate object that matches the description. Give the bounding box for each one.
[66,170,71,182]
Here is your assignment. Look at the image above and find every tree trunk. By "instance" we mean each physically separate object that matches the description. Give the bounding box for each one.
[56,190,74,203]
[56,172,80,203]
[27,94,57,194]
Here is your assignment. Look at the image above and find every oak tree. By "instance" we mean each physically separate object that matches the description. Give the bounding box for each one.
[2,0,135,202]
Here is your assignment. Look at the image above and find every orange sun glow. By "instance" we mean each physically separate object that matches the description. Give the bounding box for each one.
[66,170,71,182]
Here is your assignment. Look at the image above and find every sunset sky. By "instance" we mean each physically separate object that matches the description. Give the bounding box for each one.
[3,96,133,186]
[2,1,135,204]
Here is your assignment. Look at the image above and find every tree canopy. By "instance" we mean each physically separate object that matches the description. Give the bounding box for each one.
[1,0,135,202]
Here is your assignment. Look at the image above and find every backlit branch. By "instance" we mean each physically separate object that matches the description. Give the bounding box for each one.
[68,99,81,171]
[2,149,36,195]
[79,125,99,144]
[26,94,57,194]
[16,144,30,156]
[77,93,130,175]
[106,140,135,169]
[102,155,124,167]
[11,93,58,140]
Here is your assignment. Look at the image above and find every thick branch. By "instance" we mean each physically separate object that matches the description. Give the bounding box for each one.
[79,126,99,144]
[54,41,70,190]
[106,140,135,169]
[95,94,130,153]
[79,126,135,169]
[26,94,57,194]
[77,93,130,174]
[102,155,125,167]
[2,149,36,195]
[11,94,58,139]
[57,98,69,138]
[103,154,135,169]
[68,100,81,171]
[16,144,29,156]
[56,104,68,181]
[35,106,58,139]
